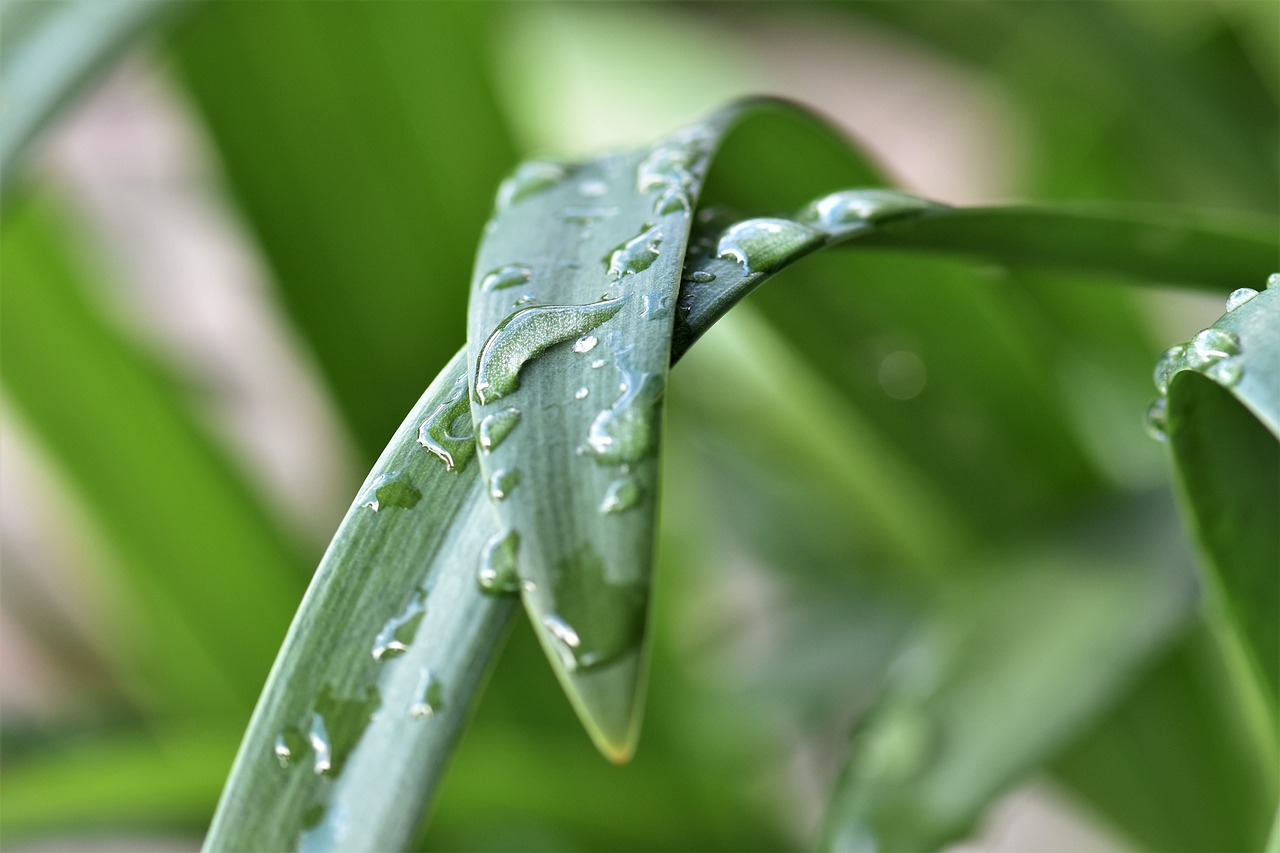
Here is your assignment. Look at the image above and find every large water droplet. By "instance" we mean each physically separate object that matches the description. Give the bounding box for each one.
[371,590,428,661]
[538,544,647,672]
[495,161,567,211]
[489,468,521,501]
[798,189,939,231]
[409,668,445,719]
[480,264,533,292]
[478,407,521,453]
[360,471,422,512]
[1188,328,1242,366]
[606,225,663,280]
[1153,344,1186,394]
[1225,287,1258,312]
[418,375,475,471]
[1205,358,1244,387]
[716,218,822,273]
[478,529,520,595]
[581,372,665,464]
[599,476,642,514]
[1145,396,1169,442]
[473,299,626,404]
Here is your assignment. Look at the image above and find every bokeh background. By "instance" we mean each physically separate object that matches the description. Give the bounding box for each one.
[1,1,1276,850]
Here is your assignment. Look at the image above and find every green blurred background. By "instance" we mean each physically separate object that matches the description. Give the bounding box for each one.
[1,1,1276,850]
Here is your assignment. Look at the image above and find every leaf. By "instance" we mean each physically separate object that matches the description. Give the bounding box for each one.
[1162,281,1280,759]
[167,1,520,459]
[820,492,1198,851]
[0,197,306,714]
[0,0,186,189]
[1053,626,1276,853]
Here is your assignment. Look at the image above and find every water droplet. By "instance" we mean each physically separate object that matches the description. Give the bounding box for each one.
[1225,287,1258,312]
[574,335,599,353]
[538,544,647,672]
[478,529,520,595]
[655,187,690,215]
[683,270,715,284]
[308,713,333,775]
[1153,344,1186,394]
[560,206,619,224]
[409,668,445,719]
[418,375,475,471]
[478,407,521,454]
[578,179,607,197]
[309,685,380,777]
[581,371,665,464]
[599,476,642,514]
[480,264,533,292]
[514,293,537,306]
[716,218,822,273]
[878,350,927,401]
[1205,358,1244,387]
[496,161,567,211]
[798,189,939,231]
[1188,328,1242,366]
[635,144,698,195]
[575,387,590,400]
[360,471,422,512]
[591,358,606,369]
[606,225,663,280]
[371,590,428,661]
[273,726,307,768]
[474,299,627,404]
[1267,273,1279,290]
[640,292,671,320]
[1145,396,1169,442]
[489,468,521,501]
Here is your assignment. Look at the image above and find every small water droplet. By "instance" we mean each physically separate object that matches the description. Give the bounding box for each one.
[542,613,583,671]
[409,668,445,719]
[591,358,606,369]
[474,300,626,404]
[308,713,333,775]
[560,206,619,224]
[1267,273,1279,290]
[1145,396,1169,442]
[496,161,567,211]
[574,335,599,353]
[478,529,520,595]
[274,726,307,768]
[798,189,939,231]
[1225,287,1258,312]
[683,270,715,284]
[578,179,608,197]
[1205,358,1244,387]
[478,407,521,453]
[606,225,663,280]
[599,476,642,514]
[1153,344,1186,394]
[581,371,664,464]
[716,218,822,273]
[480,264,533,292]
[371,590,428,661]
[418,375,475,471]
[655,187,690,215]
[1189,327,1242,366]
[575,387,590,400]
[489,468,521,501]
[360,471,422,512]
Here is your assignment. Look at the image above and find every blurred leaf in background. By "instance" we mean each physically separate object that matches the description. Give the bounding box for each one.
[1,0,1276,850]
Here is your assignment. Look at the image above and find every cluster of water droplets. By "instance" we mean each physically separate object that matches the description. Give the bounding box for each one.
[634,127,712,218]
[1144,276,1272,441]
[272,684,381,777]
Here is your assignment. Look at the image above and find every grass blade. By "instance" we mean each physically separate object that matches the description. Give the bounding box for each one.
[1161,281,1279,765]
